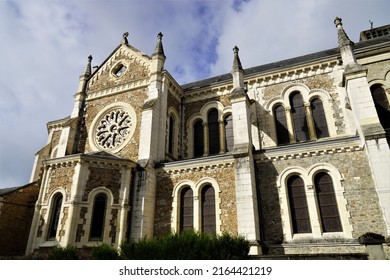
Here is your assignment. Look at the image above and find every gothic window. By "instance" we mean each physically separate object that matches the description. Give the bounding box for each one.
[89,193,107,240]
[47,193,63,240]
[193,119,204,157]
[224,114,234,152]
[314,173,342,232]
[273,104,290,145]
[287,175,311,234]
[168,115,175,155]
[311,98,329,139]
[290,92,309,142]
[208,109,220,155]
[201,185,216,235]
[180,187,193,232]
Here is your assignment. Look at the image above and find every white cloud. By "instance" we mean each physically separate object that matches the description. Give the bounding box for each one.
[0,0,388,188]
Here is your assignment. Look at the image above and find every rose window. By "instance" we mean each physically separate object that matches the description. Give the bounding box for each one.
[96,109,132,149]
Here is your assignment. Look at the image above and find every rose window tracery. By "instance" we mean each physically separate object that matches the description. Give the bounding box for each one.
[96,109,132,149]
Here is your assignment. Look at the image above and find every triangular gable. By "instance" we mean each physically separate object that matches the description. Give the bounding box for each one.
[87,43,152,92]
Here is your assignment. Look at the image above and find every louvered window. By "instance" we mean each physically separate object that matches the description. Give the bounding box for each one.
[314,173,342,232]
[90,193,107,240]
[290,92,309,142]
[193,120,204,157]
[47,193,63,240]
[311,98,329,138]
[201,185,216,235]
[208,109,220,155]
[287,175,311,234]
[273,104,290,145]
[224,114,234,152]
[180,187,193,232]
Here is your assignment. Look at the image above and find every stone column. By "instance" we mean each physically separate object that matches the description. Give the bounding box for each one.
[285,107,296,143]
[219,120,226,153]
[203,122,209,156]
[304,102,317,140]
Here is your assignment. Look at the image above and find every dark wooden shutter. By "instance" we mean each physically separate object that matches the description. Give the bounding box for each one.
[224,114,234,152]
[311,98,329,138]
[90,193,107,240]
[47,193,63,240]
[290,92,309,142]
[287,176,311,233]
[208,109,220,155]
[193,120,204,157]
[314,173,342,232]
[273,104,290,145]
[180,187,193,232]
[201,185,216,235]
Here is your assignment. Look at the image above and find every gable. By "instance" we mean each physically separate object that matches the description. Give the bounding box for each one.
[87,44,152,93]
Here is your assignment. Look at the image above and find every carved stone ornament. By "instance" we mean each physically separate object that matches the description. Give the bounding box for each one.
[96,109,132,149]
[89,103,137,153]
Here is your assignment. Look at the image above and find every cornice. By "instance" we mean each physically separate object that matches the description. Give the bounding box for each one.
[255,136,363,162]
[86,77,150,101]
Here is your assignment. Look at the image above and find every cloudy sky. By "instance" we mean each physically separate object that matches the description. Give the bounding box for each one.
[0,0,388,188]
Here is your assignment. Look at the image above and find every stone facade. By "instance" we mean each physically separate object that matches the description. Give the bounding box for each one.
[0,183,39,256]
[1,20,388,259]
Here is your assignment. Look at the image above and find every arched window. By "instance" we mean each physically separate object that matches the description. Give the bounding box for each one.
[208,109,220,155]
[224,114,234,152]
[311,98,329,139]
[47,193,63,240]
[290,92,309,142]
[90,193,107,240]
[168,115,175,155]
[314,173,342,232]
[287,175,311,234]
[193,120,204,157]
[201,185,216,235]
[273,104,289,145]
[180,187,193,232]
[370,84,390,131]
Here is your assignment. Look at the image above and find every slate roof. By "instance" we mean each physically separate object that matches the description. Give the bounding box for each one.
[181,35,390,91]
[0,182,37,196]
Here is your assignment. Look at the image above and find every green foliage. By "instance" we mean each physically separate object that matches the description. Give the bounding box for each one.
[120,230,249,260]
[48,245,79,260]
[91,243,119,260]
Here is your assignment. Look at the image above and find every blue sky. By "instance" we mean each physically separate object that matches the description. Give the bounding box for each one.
[0,0,389,188]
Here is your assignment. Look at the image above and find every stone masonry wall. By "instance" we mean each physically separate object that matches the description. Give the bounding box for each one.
[154,162,237,236]
[256,148,387,244]
[84,166,122,204]
[83,88,147,161]
[44,166,75,204]
[0,183,39,256]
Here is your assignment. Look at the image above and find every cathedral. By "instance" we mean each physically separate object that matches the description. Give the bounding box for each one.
[2,18,389,259]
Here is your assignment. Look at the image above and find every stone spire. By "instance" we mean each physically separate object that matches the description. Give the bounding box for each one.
[232,46,243,72]
[334,17,354,47]
[82,55,93,78]
[153,32,165,58]
[231,46,245,91]
[334,17,358,68]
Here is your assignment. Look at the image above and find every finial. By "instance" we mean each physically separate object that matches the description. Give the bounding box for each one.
[334,17,354,47]
[232,45,243,71]
[121,32,129,45]
[369,20,373,29]
[153,32,165,57]
[88,55,93,63]
[334,17,342,28]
